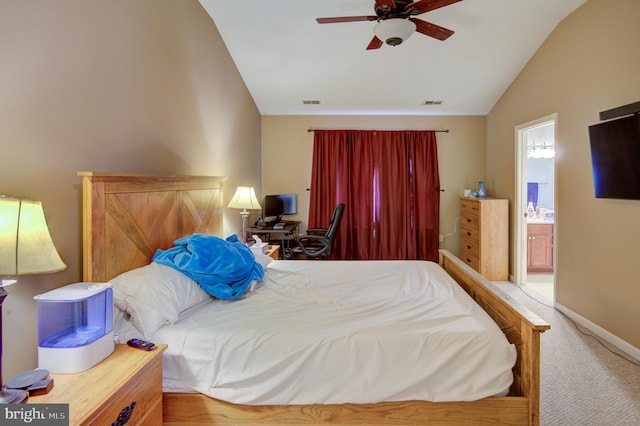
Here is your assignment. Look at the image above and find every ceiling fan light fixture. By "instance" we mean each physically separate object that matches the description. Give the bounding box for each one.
[374,18,416,46]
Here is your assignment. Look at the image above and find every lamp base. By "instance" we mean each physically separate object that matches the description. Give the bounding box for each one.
[0,388,28,403]
[240,210,250,243]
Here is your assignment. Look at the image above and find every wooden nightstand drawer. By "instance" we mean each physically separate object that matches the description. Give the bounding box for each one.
[88,351,163,425]
[29,343,166,426]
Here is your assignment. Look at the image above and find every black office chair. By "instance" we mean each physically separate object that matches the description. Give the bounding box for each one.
[294,204,344,259]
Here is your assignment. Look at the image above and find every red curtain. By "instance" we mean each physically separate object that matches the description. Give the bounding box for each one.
[308,130,440,261]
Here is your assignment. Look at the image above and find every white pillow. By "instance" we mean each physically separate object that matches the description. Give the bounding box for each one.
[109,262,210,338]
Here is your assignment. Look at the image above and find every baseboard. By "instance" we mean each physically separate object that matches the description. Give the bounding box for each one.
[555,303,640,362]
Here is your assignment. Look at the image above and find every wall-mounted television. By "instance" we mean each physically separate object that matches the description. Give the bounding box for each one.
[588,114,640,200]
[262,194,297,222]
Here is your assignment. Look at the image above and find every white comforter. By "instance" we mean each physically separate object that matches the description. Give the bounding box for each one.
[129,260,516,405]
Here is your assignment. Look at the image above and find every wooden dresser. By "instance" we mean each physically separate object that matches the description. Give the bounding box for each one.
[29,343,166,425]
[459,197,509,281]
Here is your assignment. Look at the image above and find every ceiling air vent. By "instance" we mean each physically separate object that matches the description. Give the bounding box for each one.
[302,100,321,105]
[424,100,443,105]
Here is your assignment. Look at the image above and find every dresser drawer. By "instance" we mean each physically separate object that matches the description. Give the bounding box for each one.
[460,198,481,216]
[461,214,480,230]
[460,236,480,259]
[460,225,481,242]
[459,248,480,271]
[87,355,163,425]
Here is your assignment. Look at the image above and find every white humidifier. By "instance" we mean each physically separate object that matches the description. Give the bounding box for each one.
[34,282,114,374]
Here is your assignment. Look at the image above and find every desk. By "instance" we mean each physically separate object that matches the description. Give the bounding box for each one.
[248,221,300,258]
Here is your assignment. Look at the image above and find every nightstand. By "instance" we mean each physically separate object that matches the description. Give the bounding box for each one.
[266,244,280,260]
[29,343,166,425]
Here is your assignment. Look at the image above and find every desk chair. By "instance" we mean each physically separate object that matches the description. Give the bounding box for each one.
[293,204,344,259]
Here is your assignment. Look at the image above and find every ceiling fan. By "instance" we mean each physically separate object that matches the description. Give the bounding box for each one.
[316,0,462,50]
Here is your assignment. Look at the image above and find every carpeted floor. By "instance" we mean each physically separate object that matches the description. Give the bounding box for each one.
[493,282,640,426]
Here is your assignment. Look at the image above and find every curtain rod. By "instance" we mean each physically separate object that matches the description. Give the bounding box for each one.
[307,128,449,133]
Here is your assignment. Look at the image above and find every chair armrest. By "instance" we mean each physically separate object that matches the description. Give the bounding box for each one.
[296,235,331,257]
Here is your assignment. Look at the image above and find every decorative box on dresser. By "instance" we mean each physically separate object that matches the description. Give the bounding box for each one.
[29,343,166,425]
[459,197,509,281]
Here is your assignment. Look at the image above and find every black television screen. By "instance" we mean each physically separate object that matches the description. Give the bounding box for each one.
[263,194,297,221]
[588,114,640,200]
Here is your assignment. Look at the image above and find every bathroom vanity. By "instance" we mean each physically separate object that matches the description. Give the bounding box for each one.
[527,221,554,273]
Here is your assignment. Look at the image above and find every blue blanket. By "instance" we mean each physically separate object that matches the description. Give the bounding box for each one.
[152,234,264,300]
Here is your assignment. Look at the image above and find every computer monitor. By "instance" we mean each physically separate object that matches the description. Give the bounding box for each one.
[262,194,297,223]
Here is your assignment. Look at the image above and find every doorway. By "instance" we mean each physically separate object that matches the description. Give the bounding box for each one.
[515,115,556,301]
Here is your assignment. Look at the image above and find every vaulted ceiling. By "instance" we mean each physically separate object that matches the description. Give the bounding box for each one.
[200,0,588,115]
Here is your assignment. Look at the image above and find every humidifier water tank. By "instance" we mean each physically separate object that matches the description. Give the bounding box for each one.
[34,282,114,373]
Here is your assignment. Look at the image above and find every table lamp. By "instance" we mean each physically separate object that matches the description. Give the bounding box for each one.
[0,196,67,403]
[226,186,261,243]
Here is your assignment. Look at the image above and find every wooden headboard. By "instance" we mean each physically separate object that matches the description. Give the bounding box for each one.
[78,172,226,282]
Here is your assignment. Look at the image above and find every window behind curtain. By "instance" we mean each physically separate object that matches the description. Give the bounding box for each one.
[308,130,440,261]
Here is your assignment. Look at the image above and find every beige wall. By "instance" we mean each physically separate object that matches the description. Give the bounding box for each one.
[487,0,640,348]
[261,115,487,255]
[0,0,261,377]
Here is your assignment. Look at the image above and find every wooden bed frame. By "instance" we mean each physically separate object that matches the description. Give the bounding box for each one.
[79,171,550,425]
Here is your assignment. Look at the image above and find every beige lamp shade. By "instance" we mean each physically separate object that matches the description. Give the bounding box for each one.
[0,196,67,276]
[227,186,261,211]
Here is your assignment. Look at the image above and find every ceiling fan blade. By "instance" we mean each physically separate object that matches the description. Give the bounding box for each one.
[405,0,462,15]
[366,36,384,50]
[411,18,454,40]
[375,0,397,10]
[316,16,378,24]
